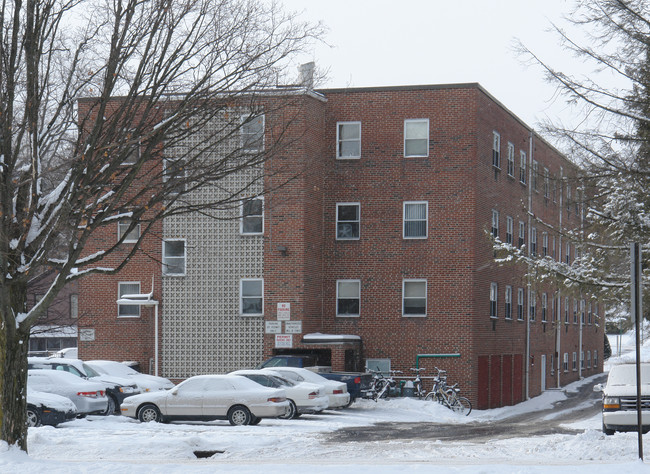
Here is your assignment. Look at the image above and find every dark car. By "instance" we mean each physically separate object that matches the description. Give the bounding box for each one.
[27,390,77,427]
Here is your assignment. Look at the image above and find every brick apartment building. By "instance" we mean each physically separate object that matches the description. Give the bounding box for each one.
[76,82,604,409]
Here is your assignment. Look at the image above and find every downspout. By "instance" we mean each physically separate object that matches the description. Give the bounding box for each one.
[525,130,533,400]
[557,166,564,389]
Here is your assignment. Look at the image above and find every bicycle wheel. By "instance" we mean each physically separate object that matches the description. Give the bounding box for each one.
[450,396,472,416]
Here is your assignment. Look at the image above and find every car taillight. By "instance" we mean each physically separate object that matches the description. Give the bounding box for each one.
[308,391,319,399]
[268,397,287,403]
[354,377,361,384]
[333,389,343,394]
[77,391,100,398]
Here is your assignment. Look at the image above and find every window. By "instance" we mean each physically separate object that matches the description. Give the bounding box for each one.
[118,220,140,244]
[163,157,186,195]
[240,279,263,315]
[70,294,78,319]
[337,122,361,159]
[566,184,572,215]
[241,198,264,235]
[518,221,525,248]
[507,143,515,176]
[588,302,592,325]
[563,353,569,372]
[403,279,427,316]
[366,359,390,375]
[529,291,536,321]
[587,350,591,369]
[573,299,578,324]
[517,288,524,321]
[550,353,555,375]
[119,129,140,165]
[403,202,428,239]
[404,119,429,157]
[492,132,501,169]
[530,227,537,256]
[541,293,547,322]
[241,115,264,152]
[163,239,186,276]
[544,168,550,200]
[337,280,360,317]
[580,299,585,324]
[532,160,538,191]
[491,210,499,239]
[565,242,571,264]
[580,351,585,369]
[505,286,512,320]
[506,216,513,245]
[564,297,569,324]
[594,350,598,368]
[337,203,360,240]
[490,282,498,319]
[519,151,527,184]
[572,352,577,371]
[118,282,141,317]
[542,232,548,257]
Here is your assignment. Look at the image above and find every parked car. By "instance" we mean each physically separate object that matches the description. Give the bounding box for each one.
[27,389,78,427]
[256,355,372,403]
[28,357,140,415]
[230,369,329,419]
[85,360,175,392]
[27,369,109,416]
[595,363,650,435]
[120,374,289,425]
[261,366,350,409]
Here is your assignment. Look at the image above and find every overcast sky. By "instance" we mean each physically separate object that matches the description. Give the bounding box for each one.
[280,0,584,130]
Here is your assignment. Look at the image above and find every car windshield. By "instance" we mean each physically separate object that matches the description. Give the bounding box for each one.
[82,363,101,378]
[270,375,296,387]
[275,371,302,382]
[608,365,650,385]
[92,362,137,377]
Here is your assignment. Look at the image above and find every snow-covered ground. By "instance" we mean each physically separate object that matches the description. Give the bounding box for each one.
[2,335,650,473]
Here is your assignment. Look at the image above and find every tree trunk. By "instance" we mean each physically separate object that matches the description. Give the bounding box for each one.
[0,304,30,451]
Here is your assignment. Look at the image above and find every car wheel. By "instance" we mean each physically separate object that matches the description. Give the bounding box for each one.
[279,399,297,419]
[26,406,41,427]
[228,405,252,426]
[103,395,117,416]
[602,422,615,436]
[138,404,162,423]
[250,416,262,425]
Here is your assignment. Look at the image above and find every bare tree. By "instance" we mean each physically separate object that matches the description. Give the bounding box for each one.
[0,0,322,450]
[496,0,650,310]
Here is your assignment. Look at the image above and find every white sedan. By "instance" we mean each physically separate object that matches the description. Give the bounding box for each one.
[85,360,175,392]
[120,374,289,425]
[230,369,329,419]
[27,369,109,416]
[262,367,351,409]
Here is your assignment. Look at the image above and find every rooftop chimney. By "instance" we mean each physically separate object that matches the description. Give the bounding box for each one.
[299,62,315,89]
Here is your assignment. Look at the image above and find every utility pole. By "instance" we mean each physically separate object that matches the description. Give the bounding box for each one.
[631,242,643,460]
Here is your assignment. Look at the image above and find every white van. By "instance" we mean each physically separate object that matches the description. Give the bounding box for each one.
[594,363,650,434]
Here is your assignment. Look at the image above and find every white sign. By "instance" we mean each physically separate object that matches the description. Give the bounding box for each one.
[277,303,291,321]
[265,321,282,334]
[79,329,95,342]
[284,321,302,334]
[275,334,293,348]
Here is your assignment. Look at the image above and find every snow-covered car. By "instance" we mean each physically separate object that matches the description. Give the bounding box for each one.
[120,374,289,425]
[27,369,109,416]
[27,389,78,427]
[28,357,141,415]
[595,363,650,434]
[85,360,175,392]
[230,369,329,419]
[261,366,351,409]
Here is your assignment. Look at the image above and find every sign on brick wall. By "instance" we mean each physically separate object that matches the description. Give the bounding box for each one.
[275,334,292,348]
[277,303,290,321]
[265,321,282,334]
[284,321,302,334]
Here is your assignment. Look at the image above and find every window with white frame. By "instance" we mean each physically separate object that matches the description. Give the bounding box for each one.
[337,122,361,159]
[544,167,550,199]
[70,294,78,319]
[580,299,585,324]
[563,353,569,372]
[507,142,514,176]
[519,151,527,184]
[594,350,598,368]
[505,286,512,320]
[518,221,525,248]
[572,352,577,371]
[573,299,578,324]
[162,239,186,276]
[119,129,140,165]
[491,209,499,239]
[118,220,140,244]
[566,184,572,214]
[531,227,537,256]
[241,198,264,235]
[403,279,427,316]
[517,288,524,321]
[492,131,501,169]
[241,114,265,152]
[532,160,538,191]
[403,202,428,239]
[565,296,569,324]
[337,280,360,317]
[580,351,585,369]
[541,293,547,322]
[490,282,498,319]
[506,216,513,245]
[337,203,360,240]
[542,232,548,257]
[366,358,391,375]
[566,242,571,264]
[240,279,263,315]
[529,291,536,321]
[163,157,186,195]
[587,350,591,368]
[118,282,141,317]
[588,302,592,324]
[550,353,555,375]
[404,119,429,157]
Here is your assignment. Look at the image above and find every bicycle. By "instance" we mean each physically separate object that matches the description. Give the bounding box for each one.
[409,367,427,398]
[367,369,401,400]
[424,367,472,415]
